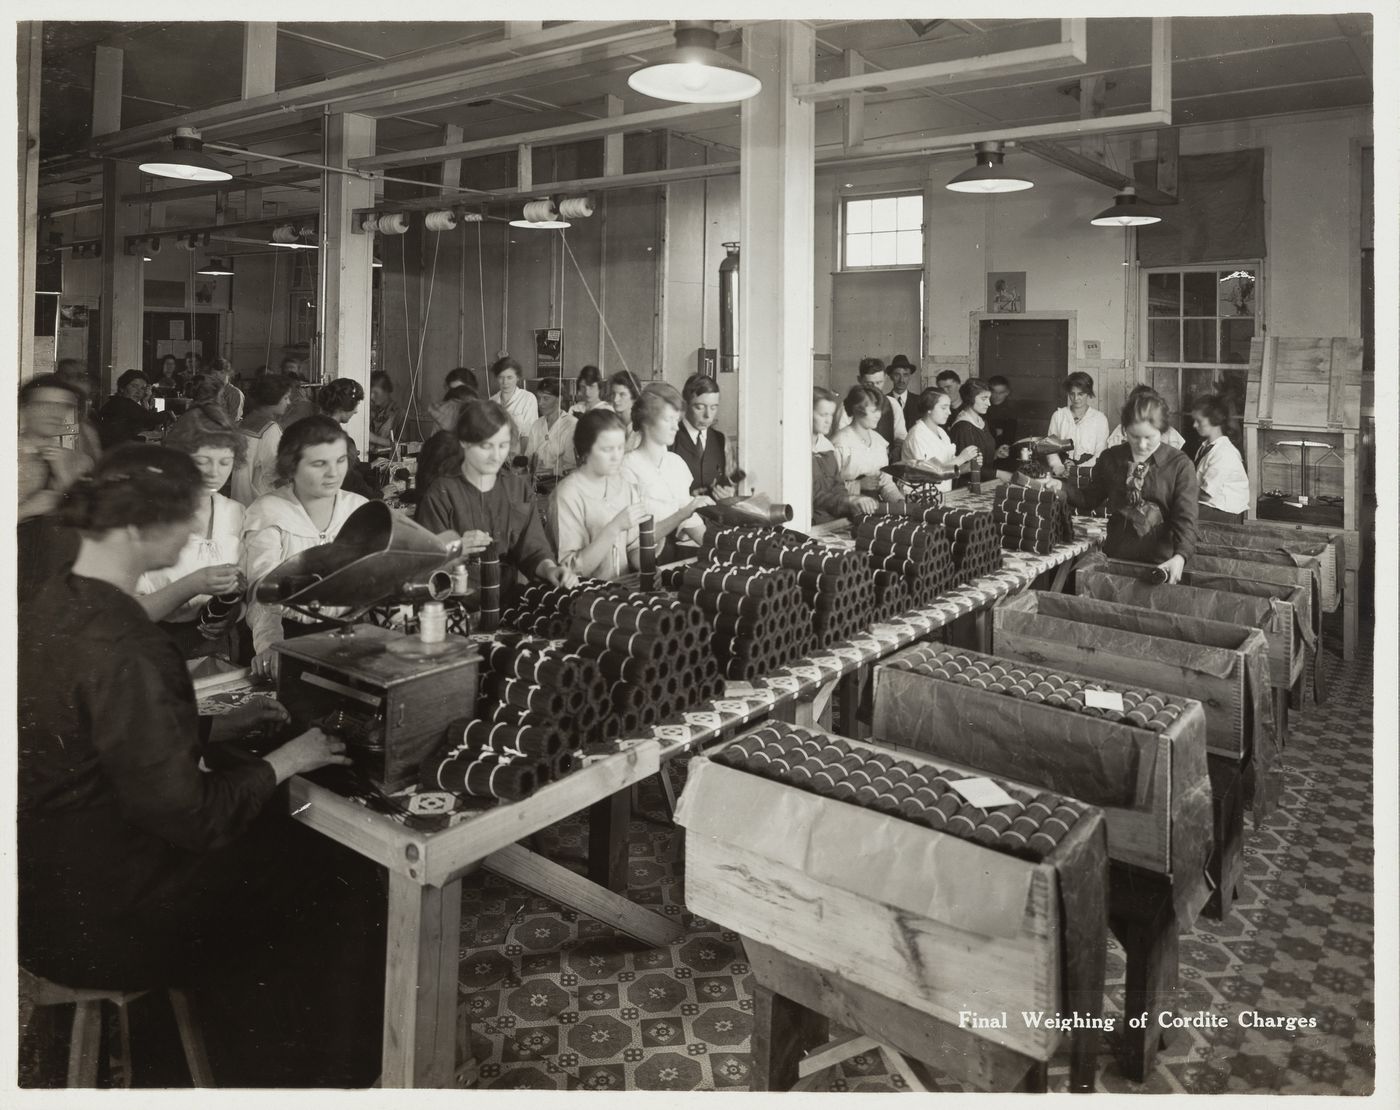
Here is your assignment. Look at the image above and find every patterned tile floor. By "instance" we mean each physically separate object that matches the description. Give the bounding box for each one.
[455,623,1375,1095]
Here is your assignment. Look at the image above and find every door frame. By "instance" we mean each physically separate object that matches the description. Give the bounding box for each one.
[970,310,1077,378]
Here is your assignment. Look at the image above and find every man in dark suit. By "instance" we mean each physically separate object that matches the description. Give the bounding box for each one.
[887,354,918,440]
[671,374,733,497]
[985,375,1018,460]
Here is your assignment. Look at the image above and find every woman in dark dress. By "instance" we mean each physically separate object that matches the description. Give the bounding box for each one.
[1051,390,1199,583]
[415,400,578,605]
[949,377,1000,483]
[19,445,383,1085]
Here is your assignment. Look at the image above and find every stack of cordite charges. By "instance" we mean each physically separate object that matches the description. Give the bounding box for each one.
[850,516,957,614]
[992,483,1076,555]
[894,505,1003,583]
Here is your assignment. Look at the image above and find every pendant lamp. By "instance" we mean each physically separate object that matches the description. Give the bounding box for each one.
[197,257,235,276]
[945,141,1034,194]
[1089,186,1161,227]
[139,127,233,182]
[628,21,761,104]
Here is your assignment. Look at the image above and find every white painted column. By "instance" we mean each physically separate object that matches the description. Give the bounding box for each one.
[739,21,816,529]
[18,22,41,380]
[94,43,144,389]
[321,112,376,453]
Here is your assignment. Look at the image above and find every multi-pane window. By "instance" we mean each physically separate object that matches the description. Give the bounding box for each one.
[1143,264,1261,445]
[843,194,923,269]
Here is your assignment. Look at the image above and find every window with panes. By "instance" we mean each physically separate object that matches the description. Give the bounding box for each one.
[1142,264,1260,452]
[842,194,924,270]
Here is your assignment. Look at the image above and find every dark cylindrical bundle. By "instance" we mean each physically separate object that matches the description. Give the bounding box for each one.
[854,517,937,549]
[570,619,664,659]
[793,569,853,596]
[572,643,658,686]
[478,541,501,631]
[486,641,580,686]
[489,674,583,716]
[678,586,771,621]
[638,515,657,591]
[681,564,783,599]
[711,610,771,641]
[765,545,862,577]
[574,594,678,637]
[434,751,538,802]
[490,701,557,734]
[610,681,646,714]
[450,717,564,759]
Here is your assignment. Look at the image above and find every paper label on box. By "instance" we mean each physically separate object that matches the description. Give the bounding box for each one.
[1084,688,1125,712]
[949,777,1019,810]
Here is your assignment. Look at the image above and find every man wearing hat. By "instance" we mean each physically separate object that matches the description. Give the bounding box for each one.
[887,354,918,443]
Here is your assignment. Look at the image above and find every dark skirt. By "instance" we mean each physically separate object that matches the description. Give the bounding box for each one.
[1198,503,1246,524]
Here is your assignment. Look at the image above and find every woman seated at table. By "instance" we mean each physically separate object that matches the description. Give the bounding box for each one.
[901,387,981,493]
[367,371,400,453]
[621,384,714,563]
[136,424,247,659]
[811,387,877,522]
[608,371,643,451]
[552,410,647,581]
[1047,391,1199,583]
[1046,371,1111,469]
[1104,383,1185,451]
[569,364,611,416]
[1190,393,1250,523]
[415,401,577,604]
[230,374,293,506]
[164,372,236,443]
[243,416,370,679]
[524,378,578,489]
[19,444,382,1085]
[949,378,1000,484]
[830,384,902,504]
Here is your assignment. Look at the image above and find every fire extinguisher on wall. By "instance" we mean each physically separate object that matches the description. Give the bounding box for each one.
[719,242,739,374]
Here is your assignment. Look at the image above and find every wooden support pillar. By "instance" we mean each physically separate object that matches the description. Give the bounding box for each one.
[517,143,533,192]
[18,21,41,380]
[242,23,278,100]
[1155,127,1179,197]
[1079,75,1106,162]
[842,50,865,150]
[92,45,123,137]
[440,123,464,193]
[740,21,816,529]
[99,161,145,391]
[321,113,375,451]
[603,94,624,177]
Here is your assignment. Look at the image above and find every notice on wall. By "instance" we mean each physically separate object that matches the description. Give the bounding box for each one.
[535,328,562,373]
[170,320,186,341]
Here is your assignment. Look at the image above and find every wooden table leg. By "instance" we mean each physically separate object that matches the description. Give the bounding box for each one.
[751,984,830,1092]
[1272,686,1290,748]
[380,872,463,1088]
[835,669,867,739]
[1204,755,1246,920]
[588,791,632,894]
[1109,877,1179,1084]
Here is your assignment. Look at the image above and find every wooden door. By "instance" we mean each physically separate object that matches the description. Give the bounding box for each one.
[978,317,1070,434]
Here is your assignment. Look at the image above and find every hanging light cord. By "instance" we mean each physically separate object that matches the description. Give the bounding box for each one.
[559,229,631,377]
[476,219,488,368]
[263,250,279,373]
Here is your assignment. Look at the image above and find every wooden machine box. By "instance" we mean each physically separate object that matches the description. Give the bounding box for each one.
[991,591,1271,762]
[1197,520,1337,612]
[1075,560,1307,692]
[675,724,1108,1069]
[871,643,1211,893]
[273,624,480,791]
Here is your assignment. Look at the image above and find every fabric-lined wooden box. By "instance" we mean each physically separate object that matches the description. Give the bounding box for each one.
[870,642,1212,923]
[1196,521,1339,613]
[674,722,1109,1065]
[1075,556,1308,692]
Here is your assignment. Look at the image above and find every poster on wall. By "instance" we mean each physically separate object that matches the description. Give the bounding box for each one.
[534,328,562,374]
[987,271,1026,313]
[56,301,93,362]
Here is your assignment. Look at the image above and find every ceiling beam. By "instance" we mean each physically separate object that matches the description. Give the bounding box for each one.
[835,108,1172,159]
[351,104,738,172]
[92,45,123,137]
[119,165,321,204]
[1020,140,1176,205]
[794,19,1087,103]
[87,21,669,155]
[1334,14,1372,78]
[242,23,278,100]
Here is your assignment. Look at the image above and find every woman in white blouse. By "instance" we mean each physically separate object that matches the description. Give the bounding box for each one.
[524,378,578,488]
[901,388,980,492]
[830,384,902,503]
[551,410,647,581]
[1047,371,1111,472]
[136,424,246,658]
[569,365,612,416]
[1105,383,1186,451]
[621,384,714,562]
[1190,394,1251,522]
[230,374,293,506]
[487,356,539,459]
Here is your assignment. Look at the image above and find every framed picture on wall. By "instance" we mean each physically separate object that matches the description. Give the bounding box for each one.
[987,271,1026,313]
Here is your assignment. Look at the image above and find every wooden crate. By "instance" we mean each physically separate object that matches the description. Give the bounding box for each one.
[1076,563,1306,691]
[991,591,1268,761]
[675,731,1101,1063]
[871,646,1210,883]
[1185,555,1319,641]
[1196,521,1339,613]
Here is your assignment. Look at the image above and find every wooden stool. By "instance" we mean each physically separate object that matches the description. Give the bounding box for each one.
[20,968,213,1088]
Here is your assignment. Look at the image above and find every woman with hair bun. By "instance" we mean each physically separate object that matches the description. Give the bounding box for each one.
[242,415,368,678]
[569,364,611,416]
[621,383,713,561]
[949,378,1001,483]
[136,424,247,657]
[1191,394,1250,522]
[230,373,294,506]
[608,371,643,451]
[551,409,647,580]
[1050,391,1199,583]
[830,384,903,503]
[415,400,577,604]
[18,444,379,1085]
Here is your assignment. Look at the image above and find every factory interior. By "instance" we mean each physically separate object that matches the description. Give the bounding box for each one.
[12,12,1391,1099]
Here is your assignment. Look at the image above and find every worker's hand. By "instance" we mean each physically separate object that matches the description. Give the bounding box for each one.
[1156,554,1186,585]
[264,727,352,784]
[955,446,980,465]
[609,503,649,536]
[710,482,735,501]
[457,530,495,557]
[250,648,279,681]
[190,564,243,598]
[209,696,290,744]
[1039,476,1064,493]
[41,445,82,484]
[853,496,880,515]
[688,495,715,512]
[540,562,579,589]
